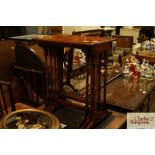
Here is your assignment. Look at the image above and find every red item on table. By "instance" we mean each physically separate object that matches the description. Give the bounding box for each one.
[130,64,136,72]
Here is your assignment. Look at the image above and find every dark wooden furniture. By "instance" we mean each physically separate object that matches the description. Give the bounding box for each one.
[64,30,104,91]
[0,109,60,129]
[0,40,15,81]
[64,66,155,114]
[0,80,35,118]
[14,65,47,109]
[64,29,115,91]
[14,45,46,103]
[10,34,116,128]
[0,44,50,118]
[0,80,15,117]
[36,35,116,128]
[14,45,49,110]
[106,73,155,113]
[112,35,133,49]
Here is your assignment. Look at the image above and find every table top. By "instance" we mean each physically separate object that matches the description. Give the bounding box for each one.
[106,74,155,112]
[0,109,60,129]
[9,34,116,47]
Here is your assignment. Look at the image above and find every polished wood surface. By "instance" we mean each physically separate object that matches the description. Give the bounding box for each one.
[106,75,155,112]
[0,40,15,81]
[112,35,133,49]
[10,34,115,45]
[9,34,115,128]
[34,34,115,128]
[64,67,155,113]
[34,34,116,47]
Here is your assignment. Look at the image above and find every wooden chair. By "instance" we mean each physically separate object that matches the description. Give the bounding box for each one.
[0,80,34,118]
[14,65,47,108]
[14,45,49,110]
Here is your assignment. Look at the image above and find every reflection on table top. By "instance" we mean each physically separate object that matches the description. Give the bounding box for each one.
[106,74,155,111]
[9,34,116,47]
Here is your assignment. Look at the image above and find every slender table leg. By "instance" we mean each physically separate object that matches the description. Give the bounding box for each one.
[80,48,111,128]
[63,48,78,92]
[40,45,65,110]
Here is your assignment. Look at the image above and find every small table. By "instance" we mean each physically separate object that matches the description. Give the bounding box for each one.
[0,109,60,129]
[9,34,116,128]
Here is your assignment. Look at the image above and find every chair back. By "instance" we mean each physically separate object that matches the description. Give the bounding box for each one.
[14,45,47,106]
[0,80,15,117]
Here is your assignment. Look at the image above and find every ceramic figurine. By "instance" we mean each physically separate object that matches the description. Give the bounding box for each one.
[73,48,86,64]
[123,63,132,77]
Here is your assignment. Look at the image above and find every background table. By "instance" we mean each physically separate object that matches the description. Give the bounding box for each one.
[106,74,155,113]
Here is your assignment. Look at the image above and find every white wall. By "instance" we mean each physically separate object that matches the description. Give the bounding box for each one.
[63,26,100,34]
